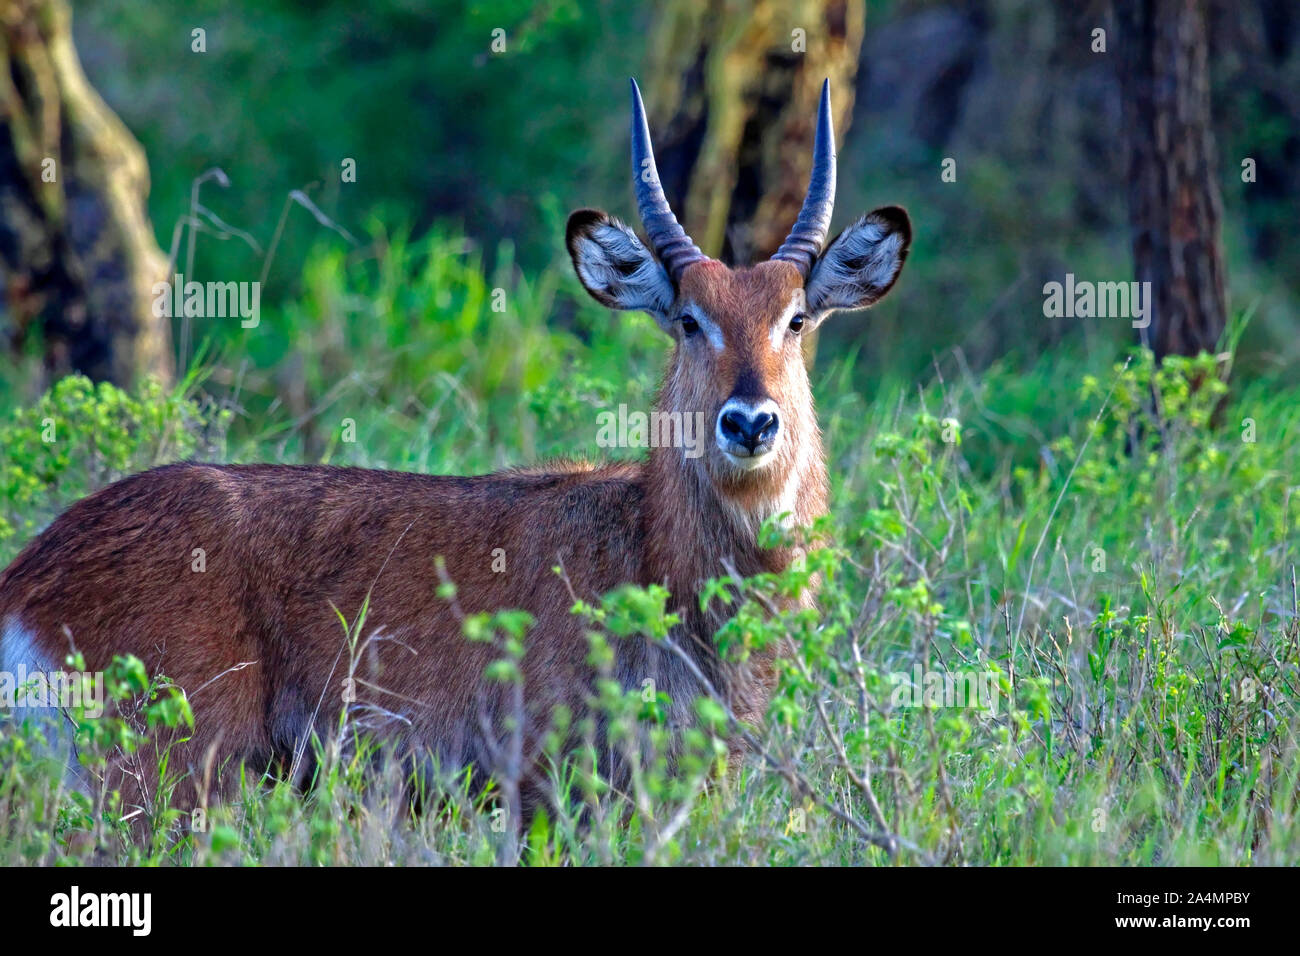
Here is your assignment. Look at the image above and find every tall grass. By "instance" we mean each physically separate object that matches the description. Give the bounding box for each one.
[1,234,1295,865]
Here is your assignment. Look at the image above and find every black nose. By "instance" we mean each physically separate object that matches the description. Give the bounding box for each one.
[719,408,779,453]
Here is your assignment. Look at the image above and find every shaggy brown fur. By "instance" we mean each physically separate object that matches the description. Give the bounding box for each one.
[0,185,909,826]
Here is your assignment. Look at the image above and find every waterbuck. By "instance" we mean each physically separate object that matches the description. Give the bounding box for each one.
[0,79,910,821]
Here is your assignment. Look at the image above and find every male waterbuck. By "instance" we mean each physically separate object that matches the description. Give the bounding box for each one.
[0,79,910,819]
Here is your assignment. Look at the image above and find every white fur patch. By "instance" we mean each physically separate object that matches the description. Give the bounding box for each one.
[1,615,62,692]
[714,397,782,468]
[770,290,806,351]
[574,220,674,316]
[683,302,724,351]
[719,405,811,539]
[0,615,88,791]
[806,216,905,313]
[718,475,799,540]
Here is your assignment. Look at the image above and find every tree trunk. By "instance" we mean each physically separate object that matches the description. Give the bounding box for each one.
[0,0,173,388]
[645,0,865,366]
[1117,0,1228,359]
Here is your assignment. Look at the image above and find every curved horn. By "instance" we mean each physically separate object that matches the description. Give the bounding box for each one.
[771,79,836,277]
[630,78,705,281]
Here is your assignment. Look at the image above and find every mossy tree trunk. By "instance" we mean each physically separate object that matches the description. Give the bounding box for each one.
[0,0,173,388]
[645,0,865,366]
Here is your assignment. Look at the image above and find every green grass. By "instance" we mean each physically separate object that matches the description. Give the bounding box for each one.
[1,233,1296,866]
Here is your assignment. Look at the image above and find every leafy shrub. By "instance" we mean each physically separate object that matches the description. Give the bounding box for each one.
[0,375,226,564]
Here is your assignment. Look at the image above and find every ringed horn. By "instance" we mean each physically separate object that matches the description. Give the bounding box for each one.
[628,76,837,278]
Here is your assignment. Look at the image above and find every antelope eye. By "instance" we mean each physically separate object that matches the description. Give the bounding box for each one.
[679,313,700,336]
[789,313,808,334]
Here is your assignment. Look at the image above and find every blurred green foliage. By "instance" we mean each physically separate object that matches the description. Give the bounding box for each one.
[57,0,1297,406]
[73,0,645,290]
[0,375,225,559]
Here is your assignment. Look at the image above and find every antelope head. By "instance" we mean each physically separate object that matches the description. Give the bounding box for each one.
[567,79,911,525]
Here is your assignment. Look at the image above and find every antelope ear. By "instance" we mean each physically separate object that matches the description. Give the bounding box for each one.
[566,209,675,321]
[805,206,911,314]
